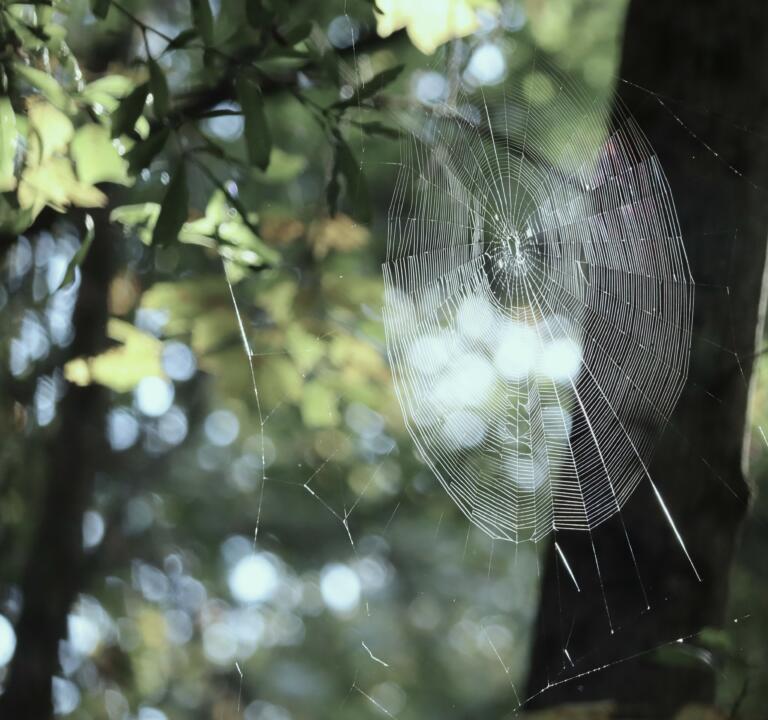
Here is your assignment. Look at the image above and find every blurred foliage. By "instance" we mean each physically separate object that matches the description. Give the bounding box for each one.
[1,0,767,719]
[375,0,499,55]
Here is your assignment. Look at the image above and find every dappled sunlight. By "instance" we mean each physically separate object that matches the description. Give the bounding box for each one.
[375,0,500,55]
[1,0,763,719]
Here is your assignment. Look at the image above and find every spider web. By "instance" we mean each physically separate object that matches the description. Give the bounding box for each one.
[382,58,695,549]
[218,22,766,720]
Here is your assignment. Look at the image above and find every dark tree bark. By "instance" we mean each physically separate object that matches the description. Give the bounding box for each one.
[0,211,113,719]
[525,1,768,717]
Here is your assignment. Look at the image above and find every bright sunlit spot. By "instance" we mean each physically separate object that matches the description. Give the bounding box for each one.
[0,615,16,667]
[494,323,539,379]
[161,341,197,381]
[134,377,175,418]
[413,71,449,105]
[443,410,487,449]
[107,408,140,451]
[229,554,280,605]
[540,337,582,382]
[320,564,361,615]
[464,42,506,86]
[205,409,240,447]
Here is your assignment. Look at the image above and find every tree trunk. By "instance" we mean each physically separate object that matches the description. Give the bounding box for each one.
[525,1,768,716]
[0,211,113,719]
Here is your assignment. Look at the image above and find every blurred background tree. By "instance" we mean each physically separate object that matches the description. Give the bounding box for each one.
[0,1,766,719]
[527,1,768,717]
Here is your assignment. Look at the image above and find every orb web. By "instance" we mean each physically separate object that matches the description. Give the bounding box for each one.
[382,64,694,543]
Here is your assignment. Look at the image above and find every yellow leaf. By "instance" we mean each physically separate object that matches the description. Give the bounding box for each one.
[14,63,74,112]
[260,214,305,246]
[64,319,164,392]
[190,307,238,356]
[71,124,130,186]
[307,213,369,258]
[79,75,135,113]
[19,157,106,217]
[136,608,167,650]
[65,173,109,207]
[110,203,161,245]
[27,98,73,162]
[375,0,499,55]
[141,277,225,323]
[18,157,70,217]
[329,333,388,382]
[258,147,307,184]
[0,99,18,192]
[322,273,384,311]
[63,358,92,387]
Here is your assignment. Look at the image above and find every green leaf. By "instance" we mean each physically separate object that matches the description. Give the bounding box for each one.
[164,28,197,53]
[236,76,271,170]
[333,64,404,108]
[59,214,95,290]
[26,99,74,160]
[259,356,302,404]
[177,189,280,267]
[148,58,170,117]
[697,627,732,653]
[251,55,310,74]
[245,0,273,29]
[218,220,280,266]
[330,133,370,223]
[110,203,160,227]
[20,23,51,43]
[90,0,111,19]
[257,147,307,184]
[4,14,50,51]
[286,324,324,373]
[0,194,35,236]
[80,75,134,112]
[124,128,170,175]
[355,64,405,101]
[13,63,73,112]
[71,124,129,185]
[301,381,340,428]
[189,0,214,45]
[0,98,18,192]
[153,161,188,246]
[652,644,714,670]
[111,82,149,138]
[281,21,312,45]
[110,202,161,245]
